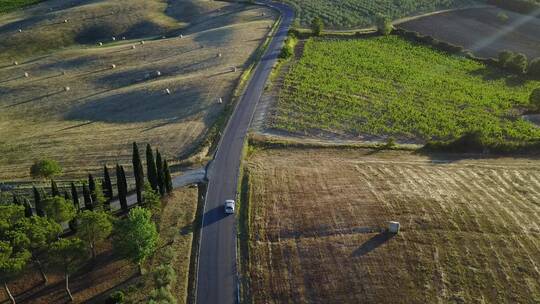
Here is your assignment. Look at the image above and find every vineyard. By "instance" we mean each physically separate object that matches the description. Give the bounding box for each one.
[274,36,540,143]
[283,0,476,29]
[244,147,540,303]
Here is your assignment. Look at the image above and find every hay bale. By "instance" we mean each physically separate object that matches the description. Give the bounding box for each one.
[261,12,265,16]
[218,97,223,104]
[155,71,161,77]
[62,71,66,76]
[131,45,136,50]
[140,41,145,45]
[165,88,171,95]
[179,34,183,38]
[18,29,22,33]
[232,67,237,72]
[388,221,400,234]
[13,61,18,66]
[63,19,68,23]
[64,86,70,92]
[122,36,126,40]
[217,53,222,58]
[111,36,116,41]
[110,64,116,69]
[98,42,103,46]
[24,72,29,78]
[162,36,166,39]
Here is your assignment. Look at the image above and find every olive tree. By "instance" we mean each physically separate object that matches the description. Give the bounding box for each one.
[77,210,113,260]
[113,207,158,274]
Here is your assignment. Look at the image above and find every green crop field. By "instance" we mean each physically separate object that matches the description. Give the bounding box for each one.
[284,0,476,29]
[0,0,42,14]
[274,36,540,143]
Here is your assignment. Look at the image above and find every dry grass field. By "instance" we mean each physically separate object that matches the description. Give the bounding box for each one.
[0,186,198,304]
[243,147,540,303]
[0,0,276,180]
[399,7,540,59]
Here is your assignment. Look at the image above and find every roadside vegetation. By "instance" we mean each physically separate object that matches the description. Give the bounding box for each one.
[0,141,197,303]
[242,146,540,303]
[0,0,42,14]
[274,36,540,148]
[284,0,476,29]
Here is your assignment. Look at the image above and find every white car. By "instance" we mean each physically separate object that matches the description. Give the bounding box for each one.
[224,199,235,214]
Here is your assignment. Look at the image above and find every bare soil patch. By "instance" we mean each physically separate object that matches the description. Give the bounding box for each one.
[243,147,540,303]
[399,7,540,59]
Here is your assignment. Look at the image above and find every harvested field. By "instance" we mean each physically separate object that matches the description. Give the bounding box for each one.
[399,7,540,59]
[0,186,199,304]
[243,147,540,303]
[0,0,276,180]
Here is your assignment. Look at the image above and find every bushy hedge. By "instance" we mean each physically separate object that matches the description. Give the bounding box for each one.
[487,0,540,14]
[424,131,540,154]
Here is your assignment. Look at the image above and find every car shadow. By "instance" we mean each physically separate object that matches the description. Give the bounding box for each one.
[202,205,227,228]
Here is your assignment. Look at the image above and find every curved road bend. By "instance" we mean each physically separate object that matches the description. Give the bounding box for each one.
[196,3,294,304]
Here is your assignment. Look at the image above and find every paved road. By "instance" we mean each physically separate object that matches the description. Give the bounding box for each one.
[195,3,294,304]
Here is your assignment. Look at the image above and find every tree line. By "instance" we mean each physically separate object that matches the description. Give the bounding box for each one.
[0,142,174,303]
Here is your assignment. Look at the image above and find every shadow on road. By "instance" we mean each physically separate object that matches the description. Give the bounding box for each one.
[352,232,395,257]
[202,205,228,227]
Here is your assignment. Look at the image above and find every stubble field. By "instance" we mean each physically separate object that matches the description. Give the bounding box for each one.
[243,147,540,303]
[0,0,276,180]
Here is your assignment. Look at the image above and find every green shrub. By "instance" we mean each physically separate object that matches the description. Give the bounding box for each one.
[153,264,177,289]
[530,88,540,112]
[507,53,528,74]
[498,50,514,67]
[106,291,125,304]
[149,287,177,304]
[528,58,540,78]
[30,159,62,179]
[375,14,393,35]
[280,33,298,59]
[311,17,324,36]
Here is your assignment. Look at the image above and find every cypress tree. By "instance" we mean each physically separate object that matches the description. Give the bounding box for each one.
[117,164,128,211]
[146,144,158,192]
[103,165,113,199]
[132,142,144,204]
[70,182,80,211]
[156,150,165,196]
[33,186,45,217]
[163,159,173,194]
[82,183,93,210]
[51,179,60,197]
[88,174,96,202]
[23,198,34,217]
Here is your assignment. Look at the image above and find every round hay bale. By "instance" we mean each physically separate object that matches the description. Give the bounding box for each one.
[18,29,22,33]
[111,36,116,41]
[98,42,103,46]
[63,19,68,23]
[64,86,70,92]
[122,36,126,40]
[162,36,166,39]
[110,64,116,69]
[232,66,237,72]
[62,71,66,76]
[24,72,29,78]
[261,12,265,16]
[155,71,161,77]
[131,45,136,50]
[165,88,171,95]
[217,53,222,57]
[140,40,145,45]
[179,34,183,38]
[218,97,223,104]
[13,61,18,66]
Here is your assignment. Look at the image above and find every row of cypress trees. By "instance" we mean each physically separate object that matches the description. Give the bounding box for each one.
[23,142,173,215]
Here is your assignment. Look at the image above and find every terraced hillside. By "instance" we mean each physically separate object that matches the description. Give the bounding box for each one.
[283,0,476,29]
[243,147,540,303]
[0,0,276,179]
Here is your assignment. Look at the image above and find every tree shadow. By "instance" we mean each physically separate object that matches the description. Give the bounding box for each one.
[2,90,63,108]
[467,66,528,87]
[351,232,395,257]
